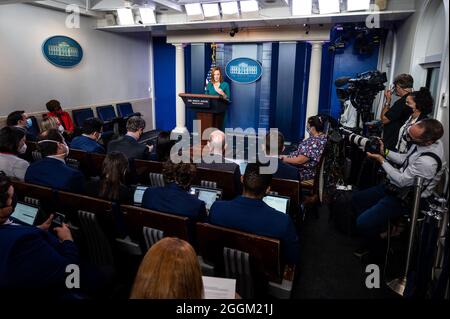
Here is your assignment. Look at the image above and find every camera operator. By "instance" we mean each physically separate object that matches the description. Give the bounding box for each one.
[352,119,445,254]
[381,74,414,149]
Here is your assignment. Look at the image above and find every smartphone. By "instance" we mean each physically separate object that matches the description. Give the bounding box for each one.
[51,212,66,229]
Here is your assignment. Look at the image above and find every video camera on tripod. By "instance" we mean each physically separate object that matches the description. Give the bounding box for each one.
[335,70,387,127]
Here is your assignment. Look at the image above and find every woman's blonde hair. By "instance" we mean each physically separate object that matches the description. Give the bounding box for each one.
[130,237,204,299]
[40,116,61,132]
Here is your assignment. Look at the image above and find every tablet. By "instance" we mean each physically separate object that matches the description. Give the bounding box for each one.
[10,202,40,225]
[262,194,290,214]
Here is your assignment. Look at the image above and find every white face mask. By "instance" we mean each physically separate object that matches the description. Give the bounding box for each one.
[18,143,27,154]
[61,142,69,157]
[58,125,65,134]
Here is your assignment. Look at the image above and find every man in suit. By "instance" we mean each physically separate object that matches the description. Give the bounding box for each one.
[209,162,300,265]
[70,117,105,154]
[197,129,242,195]
[107,116,153,160]
[263,131,299,180]
[25,129,85,194]
[6,110,37,141]
[0,173,79,296]
[141,160,207,222]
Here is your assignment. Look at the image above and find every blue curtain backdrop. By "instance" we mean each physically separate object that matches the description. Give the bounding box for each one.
[152,28,381,142]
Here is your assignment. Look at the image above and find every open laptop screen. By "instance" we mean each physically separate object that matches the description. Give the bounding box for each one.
[133,186,149,205]
[10,202,39,225]
[262,195,290,214]
[190,186,222,210]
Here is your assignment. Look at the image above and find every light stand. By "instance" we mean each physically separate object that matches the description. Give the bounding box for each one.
[387,176,424,296]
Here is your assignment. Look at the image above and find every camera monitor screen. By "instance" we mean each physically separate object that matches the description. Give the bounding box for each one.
[133,186,149,206]
[189,186,222,210]
[262,195,290,214]
[10,202,39,226]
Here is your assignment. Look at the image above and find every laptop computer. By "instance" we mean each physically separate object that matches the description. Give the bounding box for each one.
[262,194,290,214]
[10,202,40,226]
[189,186,223,210]
[133,185,149,206]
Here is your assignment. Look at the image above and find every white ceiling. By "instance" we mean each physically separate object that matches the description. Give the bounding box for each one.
[1,0,416,33]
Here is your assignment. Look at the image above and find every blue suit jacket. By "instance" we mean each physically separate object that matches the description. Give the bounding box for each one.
[273,158,300,181]
[70,135,105,154]
[25,157,85,193]
[0,223,79,292]
[209,196,300,265]
[142,183,207,222]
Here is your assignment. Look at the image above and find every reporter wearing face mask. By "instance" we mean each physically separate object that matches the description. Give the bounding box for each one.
[352,119,445,247]
[6,110,37,141]
[0,172,79,297]
[0,127,30,181]
[25,129,86,194]
[70,117,105,154]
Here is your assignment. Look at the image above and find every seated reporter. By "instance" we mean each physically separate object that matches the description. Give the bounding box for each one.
[25,129,86,194]
[0,172,79,296]
[130,237,203,299]
[0,127,30,180]
[70,117,105,154]
[352,119,445,242]
[263,131,299,180]
[141,160,207,222]
[209,162,300,265]
[107,116,153,160]
[85,152,132,204]
[281,115,327,181]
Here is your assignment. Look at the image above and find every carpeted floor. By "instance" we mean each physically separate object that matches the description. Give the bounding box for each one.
[292,205,401,299]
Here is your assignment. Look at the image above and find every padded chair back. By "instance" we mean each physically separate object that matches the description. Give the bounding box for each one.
[78,210,115,270]
[201,180,218,189]
[28,116,40,137]
[195,168,236,199]
[196,223,281,283]
[149,172,165,187]
[133,159,163,185]
[223,247,254,299]
[143,226,164,250]
[116,102,133,118]
[72,108,95,127]
[11,180,58,213]
[121,205,190,248]
[96,105,117,121]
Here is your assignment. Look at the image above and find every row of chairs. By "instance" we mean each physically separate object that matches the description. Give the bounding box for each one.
[71,102,139,128]
[12,180,295,298]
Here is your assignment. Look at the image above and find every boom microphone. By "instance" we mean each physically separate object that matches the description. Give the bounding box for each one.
[334,76,351,87]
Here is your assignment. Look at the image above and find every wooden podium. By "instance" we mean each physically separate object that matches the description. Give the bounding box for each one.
[179,93,229,135]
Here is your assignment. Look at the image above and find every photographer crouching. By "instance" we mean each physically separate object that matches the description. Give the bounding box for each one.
[352,118,445,259]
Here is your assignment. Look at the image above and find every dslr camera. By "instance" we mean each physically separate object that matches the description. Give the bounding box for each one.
[339,127,382,154]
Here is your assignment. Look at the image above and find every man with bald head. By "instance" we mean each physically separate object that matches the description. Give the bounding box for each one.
[198,129,242,195]
[352,119,446,257]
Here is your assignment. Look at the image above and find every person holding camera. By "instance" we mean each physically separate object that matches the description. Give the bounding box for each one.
[381,74,414,150]
[352,119,445,249]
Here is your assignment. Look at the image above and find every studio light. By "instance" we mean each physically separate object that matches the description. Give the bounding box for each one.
[292,0,312,16]
[139,8,156,24]
[117,8,135,25]
[202,3,221,19]
[318,0,340,14]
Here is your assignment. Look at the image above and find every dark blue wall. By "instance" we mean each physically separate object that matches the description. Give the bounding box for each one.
[328,30,380,119]
[152,28,381,141]
[153,37,176,131]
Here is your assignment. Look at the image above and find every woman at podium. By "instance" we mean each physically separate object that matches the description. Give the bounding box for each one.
[205,67,230,129]
[205,67,230,100]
